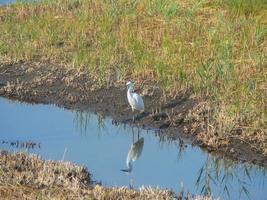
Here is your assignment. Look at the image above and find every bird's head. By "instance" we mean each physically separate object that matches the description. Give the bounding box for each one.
[126,81,134,91]
[120,161,133,173]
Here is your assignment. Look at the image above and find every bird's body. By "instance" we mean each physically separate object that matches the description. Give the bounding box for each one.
[126,137,144,163]
[126,81,144,113]
[121,137,144,173]
[127,89,144,112]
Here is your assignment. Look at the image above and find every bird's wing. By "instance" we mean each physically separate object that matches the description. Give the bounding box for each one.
[129,138,144,162]
[132,93,144,111]
[127,91,135,107]
[133,88,141,94]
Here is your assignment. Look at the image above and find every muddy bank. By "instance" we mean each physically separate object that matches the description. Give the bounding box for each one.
[0,61,266,167]
[0,150,216,200]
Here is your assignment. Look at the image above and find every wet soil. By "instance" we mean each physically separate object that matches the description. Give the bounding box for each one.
[0,61,266,167]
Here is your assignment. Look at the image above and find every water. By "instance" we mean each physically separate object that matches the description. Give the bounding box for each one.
[0,0,16,5]
[0,97,266,199]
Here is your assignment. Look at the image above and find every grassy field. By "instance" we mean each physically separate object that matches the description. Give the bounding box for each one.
[0,0,266,153]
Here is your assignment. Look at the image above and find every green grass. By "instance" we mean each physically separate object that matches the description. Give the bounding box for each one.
[0,0,266,152]
[219,0,267,16]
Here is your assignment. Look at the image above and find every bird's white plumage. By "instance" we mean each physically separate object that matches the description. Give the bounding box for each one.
[121,137,144,173]
[126,81,144,112]
[126,137,144,166]
[126,81,132,87]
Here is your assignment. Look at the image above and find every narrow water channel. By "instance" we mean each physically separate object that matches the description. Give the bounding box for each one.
[0,0,15,5]
[0,97,266,199]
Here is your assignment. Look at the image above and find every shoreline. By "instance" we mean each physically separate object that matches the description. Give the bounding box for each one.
[0,150,178,200]
[0,61,266,168]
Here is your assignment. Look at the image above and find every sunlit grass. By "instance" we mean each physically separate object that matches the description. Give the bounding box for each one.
[0,0,266,152]
[216,0,267,16]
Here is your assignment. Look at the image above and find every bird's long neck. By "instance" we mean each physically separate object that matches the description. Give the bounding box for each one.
[127,88,135,100]
[126,161,133,172]
[120,162,133,173]
[128,87,134,93]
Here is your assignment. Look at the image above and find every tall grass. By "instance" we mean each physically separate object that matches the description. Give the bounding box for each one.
[219,0,267,16]
[0,0,266,146]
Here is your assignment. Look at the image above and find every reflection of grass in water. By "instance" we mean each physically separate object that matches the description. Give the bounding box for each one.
[73,111,93,136]
[120,125,187,162]
[73,111,106,137]
[96,113,106,131]
[196,155,267,199]
[157,134,186,161]
[74,110,145,139]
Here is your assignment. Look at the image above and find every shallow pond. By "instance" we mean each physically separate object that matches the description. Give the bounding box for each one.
[0,0,15,5]
[0,97,266,199]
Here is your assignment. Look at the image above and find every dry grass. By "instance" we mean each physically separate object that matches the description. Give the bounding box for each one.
[0,150,216,200]
[0,150,90,190]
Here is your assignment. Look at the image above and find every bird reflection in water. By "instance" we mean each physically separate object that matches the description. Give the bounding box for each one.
[121,137,144,173]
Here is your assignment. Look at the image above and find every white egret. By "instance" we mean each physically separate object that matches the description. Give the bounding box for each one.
[126,81,144,121]
[121,137,144,173]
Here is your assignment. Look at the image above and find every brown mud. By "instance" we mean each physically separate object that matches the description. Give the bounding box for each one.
[0,61,266,167]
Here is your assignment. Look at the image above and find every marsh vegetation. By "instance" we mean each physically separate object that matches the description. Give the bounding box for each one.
[0,0,266,156]
[0,0,266,199]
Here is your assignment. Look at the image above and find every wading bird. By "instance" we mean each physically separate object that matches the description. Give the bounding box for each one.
[121,137,144,173]
[126,81,144,121]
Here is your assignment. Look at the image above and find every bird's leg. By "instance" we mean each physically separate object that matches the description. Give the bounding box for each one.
[132,130,134,143]
[132,108,135,122]
[132,113,135,122]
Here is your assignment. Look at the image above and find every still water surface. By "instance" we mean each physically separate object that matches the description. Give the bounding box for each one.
[0,97,266,199]
[0,0,15,5]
